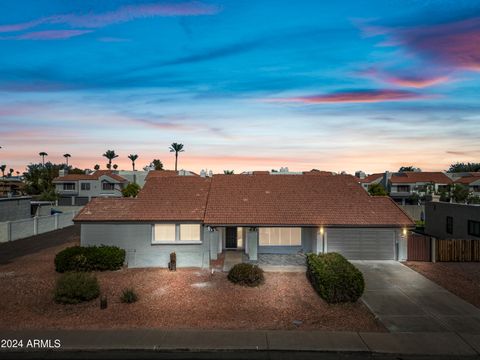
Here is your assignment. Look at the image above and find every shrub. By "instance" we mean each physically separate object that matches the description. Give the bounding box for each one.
[306,253,364,303]
[54,272,100,304]
[55,246,125,273]
[120,288,138,303]
[228,263,264,287]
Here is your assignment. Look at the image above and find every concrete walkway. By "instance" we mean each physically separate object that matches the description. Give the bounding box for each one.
[0,329,479,356]
[353,260,480,333]
[222,251,243,271]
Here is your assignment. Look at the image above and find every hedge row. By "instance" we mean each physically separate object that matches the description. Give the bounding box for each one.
[306,252,364,303]
[55,245,126,273]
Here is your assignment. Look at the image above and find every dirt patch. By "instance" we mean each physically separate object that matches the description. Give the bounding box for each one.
[404,261,480,308]
[0,236,384,332]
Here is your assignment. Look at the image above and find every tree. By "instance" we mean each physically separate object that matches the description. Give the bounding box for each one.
[451,184,470,203]
[224,170,234,175]
[102,150,118,169]
[39,152,48,166]
[113,164,118,170]
[448,162,480,173]
[368,183,388,196]
[169,143,184,171]
[69,168,85,175]
[0,164,6,178]
[8,168,13,177]
[128,154,138,171]
[63,153,71,167]
[398,166,420,172]
[94,164,100,170]
[122,183,140,198]
[151,159,163,171]
[23,162,63,195]
[468,194,480,204]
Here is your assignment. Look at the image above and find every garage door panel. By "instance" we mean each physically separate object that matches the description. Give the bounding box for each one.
[327,228,395,260]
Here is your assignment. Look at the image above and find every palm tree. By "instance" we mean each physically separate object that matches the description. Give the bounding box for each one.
[39,152,48,166]
[0,164,6,178]
[102,150,118,170]
[128,154,138,171]
[8,168,13,177]
[169,142,184,172]
[63,153,71,167]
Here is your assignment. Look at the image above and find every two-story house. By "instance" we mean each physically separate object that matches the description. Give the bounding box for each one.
[357,173,384,191]
[53,170,128,206]
[389,172,452,205]
[454,173,480,196]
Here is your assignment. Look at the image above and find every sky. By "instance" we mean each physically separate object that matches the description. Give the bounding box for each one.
[0,0,479,174]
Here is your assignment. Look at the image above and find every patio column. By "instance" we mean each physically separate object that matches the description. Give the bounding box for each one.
[246,228,258,261]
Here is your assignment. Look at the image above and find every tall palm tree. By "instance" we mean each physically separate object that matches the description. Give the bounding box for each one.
[39,152,48,166]
[128,154,138,171]
[169,143,184,172]
[102,150,118,170]
[0,164,6,178]
[63,153,71,167]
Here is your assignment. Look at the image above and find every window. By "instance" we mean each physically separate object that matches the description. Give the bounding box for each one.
[179,224,201,241]
[259,227,302,246]
[102,182,115,191]
[80,183,90,191]
[446,216,453,234]
[473,186,480,192]
[154,224,176,242]
[63,183,75,191]
[397,185,410,192]
[468,220,480,237]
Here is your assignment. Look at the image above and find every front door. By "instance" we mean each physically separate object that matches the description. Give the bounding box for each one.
[225,227,238,249]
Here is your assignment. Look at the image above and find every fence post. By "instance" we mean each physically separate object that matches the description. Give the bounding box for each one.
[33,217,38,235]
[7,221,11,242]
[54,214,59,230]
[431,237,436,263]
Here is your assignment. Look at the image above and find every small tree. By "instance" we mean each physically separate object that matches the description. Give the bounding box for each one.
[448,162,480,173]
[151,159,163,171]
[398,166,420,172]
[122,183,140,198]
[451,184,470,203]
[368,183,388,196]
[113,164,118,170]
[0,164,6,178]
[8,168,14,177]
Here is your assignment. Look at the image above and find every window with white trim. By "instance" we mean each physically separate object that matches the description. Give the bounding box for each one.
[81,183,90,191]
[154,224,176,242]
[259,227,302,246]
[179,224,201,241]
[102,182,115,191]
[63,183,75,191]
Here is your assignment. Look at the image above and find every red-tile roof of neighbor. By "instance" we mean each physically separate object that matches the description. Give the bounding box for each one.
[390,172,452,184]
[75,173,414,227]
[358,173,384,183]
[53,170,127,182]
[455,176,480,185]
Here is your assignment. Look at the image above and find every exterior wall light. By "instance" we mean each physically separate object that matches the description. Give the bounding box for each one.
[320,227,324,235]
[402,228,407,236]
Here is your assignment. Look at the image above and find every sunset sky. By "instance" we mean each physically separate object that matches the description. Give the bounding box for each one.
[1,0,479,174]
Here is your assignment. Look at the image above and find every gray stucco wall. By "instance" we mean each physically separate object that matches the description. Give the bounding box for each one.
[257,227,316,254]
[80,223,211,268]
[425,202,480,240]
[0,197,31,222]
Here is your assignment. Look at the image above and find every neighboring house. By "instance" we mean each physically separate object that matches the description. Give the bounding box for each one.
[389,172,452,205]
[53,170,128,206]
[0,177,24,197]
[454,174,480,196]
[357,173,384,191]
[425,202,480,240]
[0,196,32,222]
[74,171,414,268]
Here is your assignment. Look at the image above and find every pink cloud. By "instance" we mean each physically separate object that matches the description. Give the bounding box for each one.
[361,68,450,88]
[0,2,219,33]
[265,89,428,104]
[15,30,92,40]
[363,17,480,71]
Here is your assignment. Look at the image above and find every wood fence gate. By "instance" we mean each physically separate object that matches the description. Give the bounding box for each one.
[407,233,431,261]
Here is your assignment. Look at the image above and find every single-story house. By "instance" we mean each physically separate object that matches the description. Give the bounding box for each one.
[74,171,414,268]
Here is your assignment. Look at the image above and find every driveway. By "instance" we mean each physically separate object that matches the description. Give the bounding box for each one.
[354,261,480,333]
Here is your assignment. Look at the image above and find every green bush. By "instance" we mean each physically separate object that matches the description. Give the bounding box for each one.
[55,246,125,273]
[228,263,264,287]
[120,288,138,303]
[306,253,364,303]
[54,272,100,304]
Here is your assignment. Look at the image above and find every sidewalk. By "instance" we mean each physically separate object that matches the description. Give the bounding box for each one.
[0,329,479,356]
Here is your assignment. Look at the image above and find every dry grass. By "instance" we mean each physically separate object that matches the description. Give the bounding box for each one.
[0,237,384,331]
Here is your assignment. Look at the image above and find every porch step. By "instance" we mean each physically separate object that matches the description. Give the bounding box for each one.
[222,251,243,272]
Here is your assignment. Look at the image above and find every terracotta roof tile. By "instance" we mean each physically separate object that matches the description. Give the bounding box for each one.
[390,172,452,184]
[455,176,480,185]
[53,170,127,183]
[358,173,384,183]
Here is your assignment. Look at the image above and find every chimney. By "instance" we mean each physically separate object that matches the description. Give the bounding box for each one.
[208,170,213,177]
[59,169,68,177]
[200,169,206,178]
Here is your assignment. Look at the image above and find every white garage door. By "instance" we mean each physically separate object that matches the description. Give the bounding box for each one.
[327,228,396,260]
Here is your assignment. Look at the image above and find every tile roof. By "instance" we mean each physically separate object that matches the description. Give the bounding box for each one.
[53,170,127,183]
[390,172,452,184]
[455,176,480,185]
[75,173,413,227]
[358,173,384,183]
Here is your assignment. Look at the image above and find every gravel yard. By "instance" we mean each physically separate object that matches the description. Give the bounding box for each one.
[404,261,480,308]
[0,235,384,331]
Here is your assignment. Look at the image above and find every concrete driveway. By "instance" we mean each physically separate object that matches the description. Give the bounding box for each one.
[353,261,480,333]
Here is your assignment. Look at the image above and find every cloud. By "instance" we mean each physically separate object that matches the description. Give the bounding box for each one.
[11,30,92,40]
[362,17,480,71]
[0,2,219,34]
[361,68,450,88]
[265,89,429,104]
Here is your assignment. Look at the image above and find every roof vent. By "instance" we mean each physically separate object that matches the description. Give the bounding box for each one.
[200,169,207,177]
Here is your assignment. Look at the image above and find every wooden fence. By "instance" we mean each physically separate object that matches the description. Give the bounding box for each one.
[436,239,480,262]
[407,233,431,261]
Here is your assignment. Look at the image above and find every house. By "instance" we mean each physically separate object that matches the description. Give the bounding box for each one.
[425,202,480,240]
[388,172,452,205]
[357,173,384,191]
[74,171,414,268]
[53,170,128,206]
[454,174,480,196]
[0,177,24,197]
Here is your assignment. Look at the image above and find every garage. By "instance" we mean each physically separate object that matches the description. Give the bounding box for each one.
[326,228,396,260]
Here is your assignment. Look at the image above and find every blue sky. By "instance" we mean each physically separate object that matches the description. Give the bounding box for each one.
[1,0,479,173]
